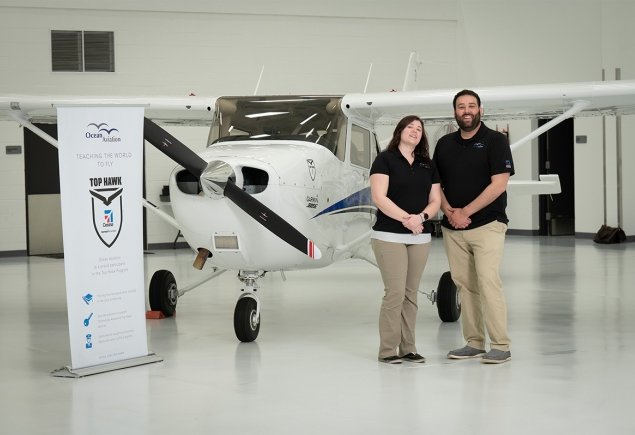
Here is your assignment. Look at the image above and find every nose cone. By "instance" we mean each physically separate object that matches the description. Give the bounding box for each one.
[200,160,236,198]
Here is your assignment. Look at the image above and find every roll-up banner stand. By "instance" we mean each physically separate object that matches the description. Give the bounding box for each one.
[52,106,162,377]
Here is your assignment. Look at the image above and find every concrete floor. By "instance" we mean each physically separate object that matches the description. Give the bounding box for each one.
[1,236,634,434]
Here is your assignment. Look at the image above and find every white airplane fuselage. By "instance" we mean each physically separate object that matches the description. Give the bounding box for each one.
[169,140,374,271]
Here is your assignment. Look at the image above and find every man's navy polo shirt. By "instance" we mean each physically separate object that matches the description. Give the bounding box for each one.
[433,123,514,229]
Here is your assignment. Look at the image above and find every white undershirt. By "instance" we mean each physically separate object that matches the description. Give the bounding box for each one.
[371,230,431,244]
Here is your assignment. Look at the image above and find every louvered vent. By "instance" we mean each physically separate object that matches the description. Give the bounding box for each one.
[51,30,114,72]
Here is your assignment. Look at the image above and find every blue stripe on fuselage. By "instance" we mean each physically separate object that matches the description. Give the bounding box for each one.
[313,187,375,218]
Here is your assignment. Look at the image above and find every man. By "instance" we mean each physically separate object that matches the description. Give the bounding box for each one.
[432,89,513,364]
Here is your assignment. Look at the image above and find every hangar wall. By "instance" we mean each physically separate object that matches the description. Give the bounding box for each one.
[0,0,633,254]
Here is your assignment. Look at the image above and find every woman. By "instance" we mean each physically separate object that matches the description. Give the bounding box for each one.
[370,115,441,364]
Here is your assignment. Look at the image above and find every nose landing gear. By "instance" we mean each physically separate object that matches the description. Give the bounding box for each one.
[233,271,264,342]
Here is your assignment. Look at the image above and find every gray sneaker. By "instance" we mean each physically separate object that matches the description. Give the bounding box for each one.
[481,349,511,364]
[378,355,402,364]
[447,345,486,359]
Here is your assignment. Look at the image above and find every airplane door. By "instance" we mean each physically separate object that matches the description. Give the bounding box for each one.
[348,121,377,223]
[538,118,574,235]
[348,121,379,173]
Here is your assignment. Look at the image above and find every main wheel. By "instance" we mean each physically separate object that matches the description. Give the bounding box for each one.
[436,271,460,322]
[149,270,177,317]
[234,297,260,342]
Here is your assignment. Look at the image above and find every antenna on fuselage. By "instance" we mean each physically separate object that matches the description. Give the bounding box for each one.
[402,51,422,91]
[254,65,265,95]
[363,63,373,93]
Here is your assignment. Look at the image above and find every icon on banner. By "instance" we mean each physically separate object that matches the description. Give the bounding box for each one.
[90,187,124,247]
[85,334,93,349]
[82,293,93,305]
[83,312,94,327]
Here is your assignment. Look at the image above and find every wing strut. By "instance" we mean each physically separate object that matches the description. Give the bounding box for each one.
[509,100,590,151]
[9,111,59,148]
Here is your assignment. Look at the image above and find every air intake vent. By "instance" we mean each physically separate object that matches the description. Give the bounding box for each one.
[242,167,269,194]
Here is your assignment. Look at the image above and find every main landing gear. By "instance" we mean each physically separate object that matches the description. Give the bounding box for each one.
[148,267,226,318]
[420,271,461,322]
[148,270,178,317]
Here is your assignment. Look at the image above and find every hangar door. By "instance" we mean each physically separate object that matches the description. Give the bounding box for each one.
[24,124,63,255]
[538,118,574,236]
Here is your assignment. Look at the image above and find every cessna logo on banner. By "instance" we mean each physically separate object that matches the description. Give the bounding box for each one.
[89,185,123,247]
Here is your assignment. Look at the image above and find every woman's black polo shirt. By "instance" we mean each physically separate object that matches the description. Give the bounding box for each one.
[370,148,440,234]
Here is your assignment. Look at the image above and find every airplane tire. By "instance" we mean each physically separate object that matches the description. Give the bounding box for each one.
[234,297,260,342]
[436,271,460,322]
[149,270,177,317]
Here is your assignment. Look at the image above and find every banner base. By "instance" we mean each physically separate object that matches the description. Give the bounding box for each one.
[50,352,163,378]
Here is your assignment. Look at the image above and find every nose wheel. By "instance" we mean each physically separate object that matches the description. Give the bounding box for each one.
[233,271,264,342]
[234,295,261,342]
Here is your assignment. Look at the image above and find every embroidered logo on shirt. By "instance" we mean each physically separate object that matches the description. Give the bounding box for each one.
[472,142,484,148]
[505,160,512,169]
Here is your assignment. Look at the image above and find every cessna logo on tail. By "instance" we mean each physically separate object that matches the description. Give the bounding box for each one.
[89,176,124,247]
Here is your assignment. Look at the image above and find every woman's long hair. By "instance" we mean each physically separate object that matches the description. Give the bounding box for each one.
[386,115,430,161]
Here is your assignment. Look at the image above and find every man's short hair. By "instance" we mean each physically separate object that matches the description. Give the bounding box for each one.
[453,89,481,109]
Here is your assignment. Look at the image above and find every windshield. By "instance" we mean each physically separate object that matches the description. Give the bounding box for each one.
[208,96,346,158]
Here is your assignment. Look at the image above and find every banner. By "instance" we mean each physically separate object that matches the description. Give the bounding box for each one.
[58,106,148,370]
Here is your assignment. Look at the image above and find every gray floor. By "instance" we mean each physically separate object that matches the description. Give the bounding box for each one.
[1,236,634,434]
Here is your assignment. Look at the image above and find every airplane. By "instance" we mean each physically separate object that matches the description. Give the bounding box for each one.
[2,76,635,342]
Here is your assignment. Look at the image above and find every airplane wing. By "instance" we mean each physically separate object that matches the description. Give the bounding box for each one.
[339,79,635,198]
[4,79,634,126]
[3,79,635,202]
[341,80,635,125]
[0,95,217,126]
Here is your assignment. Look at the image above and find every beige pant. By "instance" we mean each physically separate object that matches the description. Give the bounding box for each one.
[371,239,430,358]
[442,221,511,351]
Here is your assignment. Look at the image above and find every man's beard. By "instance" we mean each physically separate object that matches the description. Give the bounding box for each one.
[455,111,481,132]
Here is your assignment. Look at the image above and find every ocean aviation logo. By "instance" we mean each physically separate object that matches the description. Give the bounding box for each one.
[89,176,124,247]
[85,123,122,142]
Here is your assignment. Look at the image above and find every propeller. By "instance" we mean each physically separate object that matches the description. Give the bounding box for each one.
[143,117,207,178]
[143,117,322,260]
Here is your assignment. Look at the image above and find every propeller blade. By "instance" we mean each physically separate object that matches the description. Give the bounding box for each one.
[143,117,207,178]
[224,181,322,260]
[143,118,321,260]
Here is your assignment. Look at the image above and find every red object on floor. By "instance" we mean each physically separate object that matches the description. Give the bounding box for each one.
[146,310,169,319]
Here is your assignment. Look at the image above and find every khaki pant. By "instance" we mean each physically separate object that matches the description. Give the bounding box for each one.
[442,221,511,351]
[371,239,430,358]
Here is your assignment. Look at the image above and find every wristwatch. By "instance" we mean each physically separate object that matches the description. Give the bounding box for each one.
[420,212,429,223]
